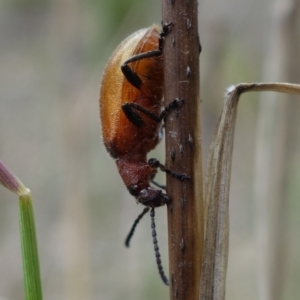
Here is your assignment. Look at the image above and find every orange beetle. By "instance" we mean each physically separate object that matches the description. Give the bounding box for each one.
[99,24,187,285]
[100,24,182,207]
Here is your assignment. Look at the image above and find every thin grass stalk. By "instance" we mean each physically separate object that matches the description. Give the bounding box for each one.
[19,192,43,300]
[0,160,43,300]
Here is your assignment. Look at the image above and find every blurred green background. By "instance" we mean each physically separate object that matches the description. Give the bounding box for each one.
[0,0,300,299]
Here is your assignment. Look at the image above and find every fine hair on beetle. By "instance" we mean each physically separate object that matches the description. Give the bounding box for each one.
[99,23,189,285]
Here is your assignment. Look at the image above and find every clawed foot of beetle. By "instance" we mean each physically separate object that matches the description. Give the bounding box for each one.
[160,98,184,121]
[166,97,184,110]
[148,158,190,181]
[158,22,173,51]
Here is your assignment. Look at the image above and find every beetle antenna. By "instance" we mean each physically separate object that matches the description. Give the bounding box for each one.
[125,207,150,247]
[150,208,169,285]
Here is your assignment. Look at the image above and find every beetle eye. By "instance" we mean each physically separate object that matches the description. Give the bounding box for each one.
[128,184,138,195]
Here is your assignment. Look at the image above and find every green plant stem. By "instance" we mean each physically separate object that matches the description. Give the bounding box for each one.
[19,191,43,300]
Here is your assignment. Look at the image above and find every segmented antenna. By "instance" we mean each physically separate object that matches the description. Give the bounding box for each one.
[150,208,169,285]
[125,207,150,247]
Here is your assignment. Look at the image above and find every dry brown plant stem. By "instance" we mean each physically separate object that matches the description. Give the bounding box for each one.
[200,82,300,300]
[162,1,204,300]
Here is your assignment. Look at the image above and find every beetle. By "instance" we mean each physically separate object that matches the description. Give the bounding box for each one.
[99,24,188,285]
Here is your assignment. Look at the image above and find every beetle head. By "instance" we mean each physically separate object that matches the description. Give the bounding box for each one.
[137,187,169,207]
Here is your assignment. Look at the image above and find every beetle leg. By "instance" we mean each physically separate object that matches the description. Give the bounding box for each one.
[151,179,166,190]
[121,23,172,91]
[158,22,172,51]
[122,98,183,126]
[148,158,190,181]
[150,172,166,190]
[121,50,162,91]
[158,98,184,121]
[122,103,146,127]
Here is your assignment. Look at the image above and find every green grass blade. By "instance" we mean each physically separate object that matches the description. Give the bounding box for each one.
[19,192,43,300]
